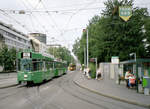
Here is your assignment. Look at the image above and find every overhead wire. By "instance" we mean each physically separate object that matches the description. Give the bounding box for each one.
[64,1,102,31]
[60,0,101,48]
[23,0,63,37]
[40,0,95,45]
[33,0,41,10]
[1,6,105,14]
[40,0,67,45]
[0,9,31,33]
[40,0,63,34]
[1,0,149,48]
[19,0,38,33]
[22,0,46,33]
[20,0,47,33]
[20,0,38,32]
[0,12,12,24]
[36,0,103,10]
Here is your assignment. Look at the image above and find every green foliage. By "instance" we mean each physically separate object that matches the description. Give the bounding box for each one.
[89,63,96,78]
[0,45,16,71]
[144,16,150,56]
[73,0,150,64]
[48,46,75,65]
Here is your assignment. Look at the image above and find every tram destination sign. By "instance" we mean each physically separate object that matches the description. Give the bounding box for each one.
[23,52,31,58]
[119,6,132,22]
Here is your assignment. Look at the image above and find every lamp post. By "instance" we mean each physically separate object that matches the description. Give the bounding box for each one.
[84,46,86,67]
[86,29,89,68]
[130,52,139,92]
[83,29,88,68]
[129,53,136,62]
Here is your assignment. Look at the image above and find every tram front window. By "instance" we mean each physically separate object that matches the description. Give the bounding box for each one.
[20,59,32,71]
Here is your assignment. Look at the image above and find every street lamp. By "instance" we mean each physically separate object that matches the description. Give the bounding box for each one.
[83,29,88,68]
[130,52,139,93]
[129,53,136,62]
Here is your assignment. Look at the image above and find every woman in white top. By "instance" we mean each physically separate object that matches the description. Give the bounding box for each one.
[125,70,131,88]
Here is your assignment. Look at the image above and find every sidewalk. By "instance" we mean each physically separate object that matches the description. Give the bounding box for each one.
[74,71,150,108]
[0,77,18,89]
[0,72,17,79]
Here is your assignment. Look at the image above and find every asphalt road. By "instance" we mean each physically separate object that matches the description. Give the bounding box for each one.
[0,71,148,109]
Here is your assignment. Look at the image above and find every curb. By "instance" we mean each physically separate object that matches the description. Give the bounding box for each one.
[73,80,150,109]
[0,84,18,89]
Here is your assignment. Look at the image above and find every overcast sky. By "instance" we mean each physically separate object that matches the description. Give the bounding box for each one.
[0,0,149,51]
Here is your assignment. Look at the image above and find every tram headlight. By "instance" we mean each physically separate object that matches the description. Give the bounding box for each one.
[24,75,28,78]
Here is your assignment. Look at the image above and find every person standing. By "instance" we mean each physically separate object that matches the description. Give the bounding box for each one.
[125,70,131,88]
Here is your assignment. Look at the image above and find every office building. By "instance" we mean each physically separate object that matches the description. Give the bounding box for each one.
[0,21,30,50]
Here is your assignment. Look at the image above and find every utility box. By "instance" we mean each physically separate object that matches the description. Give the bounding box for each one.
[143,76,150,88]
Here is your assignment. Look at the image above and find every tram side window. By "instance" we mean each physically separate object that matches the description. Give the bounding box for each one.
[45,61,50,71]
[56,63,58,68]
[18,60,21,71]
[32,60,42,71]
[56,63,61,68]
[45,61,48,71]
[45,62,53,70]
[49,62,53,69]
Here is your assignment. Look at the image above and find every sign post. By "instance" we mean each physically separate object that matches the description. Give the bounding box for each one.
[119,6,132,22]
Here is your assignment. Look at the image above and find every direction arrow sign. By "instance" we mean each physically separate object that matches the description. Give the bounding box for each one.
[119,6,132,22]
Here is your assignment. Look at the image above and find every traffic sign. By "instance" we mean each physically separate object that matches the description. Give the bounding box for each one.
[119,6,132,22]
[111,56,119,64]
[90,58,95,62]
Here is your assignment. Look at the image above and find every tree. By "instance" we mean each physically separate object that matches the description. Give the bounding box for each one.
[144,16,150,57]
[73,0,150,64]
[100,0,148,61]
[48,46,75,65]
[0,45,16,72]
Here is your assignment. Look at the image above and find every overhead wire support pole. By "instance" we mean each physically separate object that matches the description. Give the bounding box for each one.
[87,29,89,68]
[84,46,86,67]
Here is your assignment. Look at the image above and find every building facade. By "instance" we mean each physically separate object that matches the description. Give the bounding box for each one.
[29,33,47,44]
[0,21,30,50]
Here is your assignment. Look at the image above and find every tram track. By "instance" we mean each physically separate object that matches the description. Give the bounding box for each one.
[58,71,147,109]
[58,72,109,109]
[0,85,26,101]
[0,71,147,109]
[18,78,63,109]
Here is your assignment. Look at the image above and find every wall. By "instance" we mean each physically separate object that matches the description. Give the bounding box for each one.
[0,66,3,72]
[99,62,119,82]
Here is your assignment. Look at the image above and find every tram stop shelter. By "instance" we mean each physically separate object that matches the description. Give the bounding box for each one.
[119,59,150,94]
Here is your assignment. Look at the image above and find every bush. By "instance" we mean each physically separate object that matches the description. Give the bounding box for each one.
[89,63,96,78]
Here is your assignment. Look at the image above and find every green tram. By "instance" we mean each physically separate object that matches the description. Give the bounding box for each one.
[17,49,67,85]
